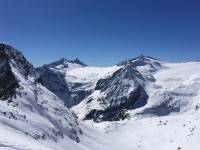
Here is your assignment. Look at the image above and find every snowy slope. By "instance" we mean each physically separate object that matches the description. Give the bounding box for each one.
[37,60,122,107]
[1,43,200,150]
[75,61,200,150]
[79,61,200,150]
[0,43,82,149]
[134,62,200,117]
[65,66,121,91]
[73,59,200,150]
[71,55,163,122]
[80,110,200,150]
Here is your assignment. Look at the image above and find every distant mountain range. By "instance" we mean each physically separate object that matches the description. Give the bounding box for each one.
[1,43,200,150]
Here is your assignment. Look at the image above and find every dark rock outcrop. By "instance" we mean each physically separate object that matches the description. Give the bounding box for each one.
[36,58,87,107]
[84,63,149,122]
[0,43,34,100]
[37,67,71,105]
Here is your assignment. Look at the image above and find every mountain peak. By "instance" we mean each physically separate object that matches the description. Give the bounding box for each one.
[136,55,146,60]
[0,43,33,70]
[42,57,87,70]
[117,55,162,73]
[72,58,87,66]
[0,42,8,48]
[0,42,11,47]
[59,57,67,62]
[133,55,159,61]
[56,58,87,66]
[0,43,16,55]
[117,55,160,66]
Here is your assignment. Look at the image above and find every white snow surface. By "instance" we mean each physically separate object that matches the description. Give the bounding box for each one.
[0,52,82,149]
[66,66,122,91]
[144,62,200,111]
[73,61,200,150]
[1,59,200,150]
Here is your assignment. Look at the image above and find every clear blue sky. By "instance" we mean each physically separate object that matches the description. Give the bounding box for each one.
[0,0,200,66]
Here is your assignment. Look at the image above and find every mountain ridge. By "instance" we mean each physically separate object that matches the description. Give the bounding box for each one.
[37,54,163,122]
[1,43,200,150]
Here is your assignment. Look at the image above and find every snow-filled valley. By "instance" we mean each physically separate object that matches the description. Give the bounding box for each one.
[1,43,200,150]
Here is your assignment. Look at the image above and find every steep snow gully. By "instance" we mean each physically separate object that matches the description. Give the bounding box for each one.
[1,43,200,150]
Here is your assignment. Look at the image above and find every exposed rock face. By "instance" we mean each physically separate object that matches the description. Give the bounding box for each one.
[37,66,71,105]
[81,56,163,122]
[94,66,145,108]
[70,89,92,106]
[0,43,34,100]
[84,86,143,122]
[36,58,87,107]
[73,58,87,66]
[0,63,19,100]
[84,64,148,122]
[138,100,181,117]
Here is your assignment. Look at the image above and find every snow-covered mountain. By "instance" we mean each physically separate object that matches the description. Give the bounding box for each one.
[36,58,88,107]
[1,43,200,150]
[37,55,163,122]
[0,43,82,149]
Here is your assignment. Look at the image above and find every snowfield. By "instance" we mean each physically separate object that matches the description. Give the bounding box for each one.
[77,61,200,150]
[66,66,122,91]
[1,61,200,150]
[1,44,200,150]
